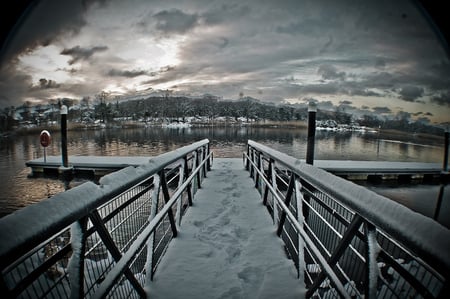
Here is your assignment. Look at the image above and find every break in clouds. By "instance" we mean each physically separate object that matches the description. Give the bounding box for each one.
[0,0,450,123]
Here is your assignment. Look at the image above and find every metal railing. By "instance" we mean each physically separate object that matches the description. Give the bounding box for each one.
[244,140,449,298]
[0,139,212,298]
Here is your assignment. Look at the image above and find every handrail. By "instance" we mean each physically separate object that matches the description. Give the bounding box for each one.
[94,150,212,298]
[245,139,450,298]
[0,139,211,298]
[245,154,350,298]
[0,139,209,267]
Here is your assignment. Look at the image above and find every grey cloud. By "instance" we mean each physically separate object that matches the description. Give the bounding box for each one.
[107,69,148,78]
[373,106,392,114]
[318,64,346,80]
[348,88,381,97]
[431,92,450,107]
[153,9,199,35]
[398,85,424,101]
[1,0,89,65]
[302,83,340,94]
[320,36,333,54]
[37,78,60,89]
[60,45,108,65]
[202,3,251,25]
[375,58,386,68]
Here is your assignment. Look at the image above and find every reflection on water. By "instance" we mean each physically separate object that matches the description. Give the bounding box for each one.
[356,182,450,229]
[0,126,447,223]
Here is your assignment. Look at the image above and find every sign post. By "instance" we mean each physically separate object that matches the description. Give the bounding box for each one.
[40,130,51,163]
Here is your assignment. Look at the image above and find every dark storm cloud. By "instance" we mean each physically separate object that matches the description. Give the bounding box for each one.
[37,78,60,89]
[373,106,392,114]
[431,92,450,107]
[348,88,381,97]
[0,0,90,65]
[398,85,424,102]
[60,46,108,65]
[107,69,148,78]
[153,9,199,35]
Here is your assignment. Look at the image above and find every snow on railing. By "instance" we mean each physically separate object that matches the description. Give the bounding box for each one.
[245,139,450,299]
[0,139,211,298]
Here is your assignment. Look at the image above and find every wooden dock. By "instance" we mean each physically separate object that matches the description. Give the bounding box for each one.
[26,155,152,176]
[26,155,445,181]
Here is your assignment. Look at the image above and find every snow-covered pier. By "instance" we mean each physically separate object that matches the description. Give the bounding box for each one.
[147,158,304,298]
[26,155,152,177]
[1,139,449,298]
[26,155,444,182]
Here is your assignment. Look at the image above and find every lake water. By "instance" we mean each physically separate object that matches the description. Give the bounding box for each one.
[0,126,448,228]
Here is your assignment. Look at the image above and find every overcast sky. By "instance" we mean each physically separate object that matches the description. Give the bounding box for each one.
[0,0,449,124]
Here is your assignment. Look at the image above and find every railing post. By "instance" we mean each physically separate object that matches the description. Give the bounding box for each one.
[147,174,160,281]
[255,152,261,189]
[295,178,305,280]
[206,143,211,171]
[176,160,185,226]
[195,149,202,189]
[277,175,296,236]
[245,144,250,170]
[262,159,273,206]
[159,170,178,238]
[271,160,278,224]
[184,156,193,206]
[201,146,207,178]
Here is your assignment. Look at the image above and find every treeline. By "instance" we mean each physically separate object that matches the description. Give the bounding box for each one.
[94,96,308,123]
[1,96,446,136]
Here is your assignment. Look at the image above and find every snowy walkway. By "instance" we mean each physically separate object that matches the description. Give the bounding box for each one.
[146,158,304,299]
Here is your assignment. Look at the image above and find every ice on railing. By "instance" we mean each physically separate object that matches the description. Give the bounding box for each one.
[366,227,381,298]
[68,221,83,299]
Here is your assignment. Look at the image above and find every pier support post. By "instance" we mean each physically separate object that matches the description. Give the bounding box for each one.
[306,101,317,165]
[444,130,449,172]
[60,104,69,168]
[58,103,72,179]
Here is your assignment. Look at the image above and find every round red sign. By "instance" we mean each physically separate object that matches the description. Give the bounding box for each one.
[40,130,51,147]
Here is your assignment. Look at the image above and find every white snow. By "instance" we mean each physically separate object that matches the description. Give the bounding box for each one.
[162,122,192,128]
[68,221,83,299]
[366,227,381,298]
[146,158,305,298]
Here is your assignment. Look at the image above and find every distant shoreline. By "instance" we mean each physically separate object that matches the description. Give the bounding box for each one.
[2,121,445,145]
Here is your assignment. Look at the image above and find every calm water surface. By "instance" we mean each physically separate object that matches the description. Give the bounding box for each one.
[0,126,448,227]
